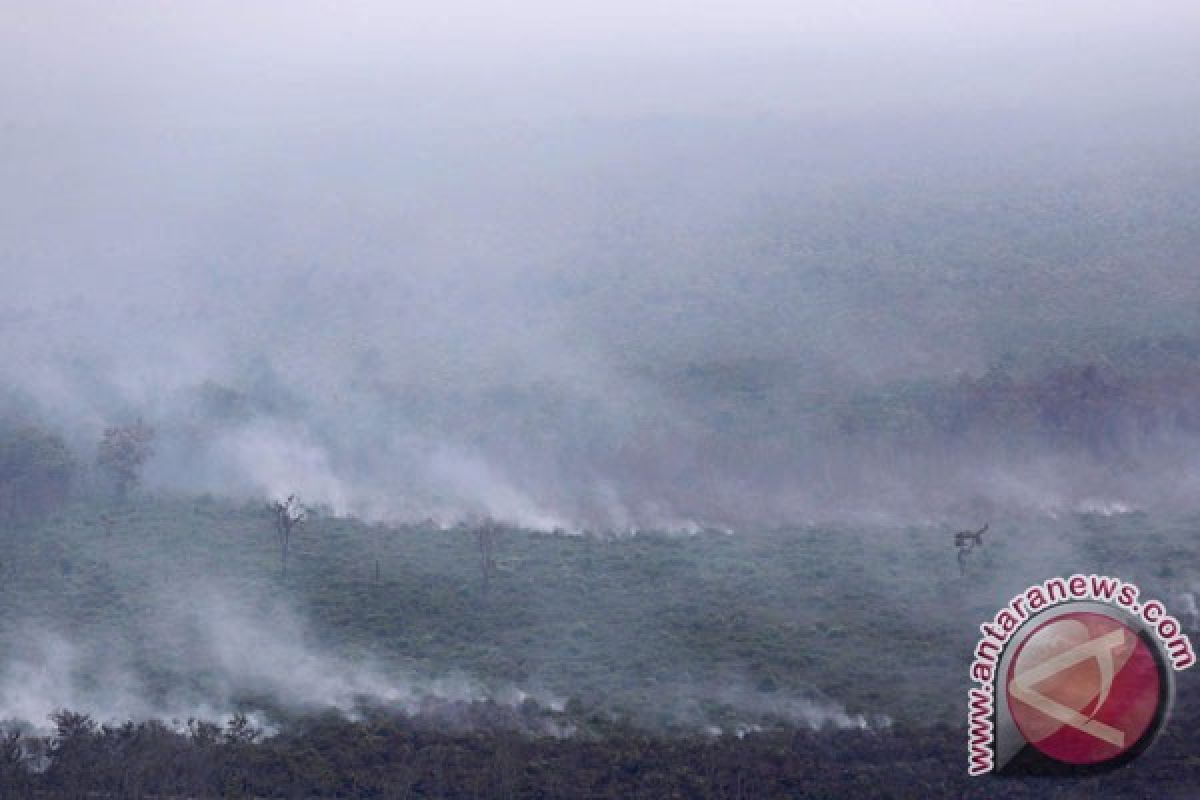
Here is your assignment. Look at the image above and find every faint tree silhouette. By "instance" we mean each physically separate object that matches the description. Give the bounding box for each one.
[96,420,155,501]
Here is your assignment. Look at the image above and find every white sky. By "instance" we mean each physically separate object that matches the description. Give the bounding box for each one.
[4,1,1199,122]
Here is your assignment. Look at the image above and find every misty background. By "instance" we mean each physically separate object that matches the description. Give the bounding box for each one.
[2,0,1200,747]
[4,1,1200,529]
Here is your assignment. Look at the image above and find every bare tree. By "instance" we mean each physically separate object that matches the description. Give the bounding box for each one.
[954,523,989,575]
[477,519,498,599]
[268,494,307,577]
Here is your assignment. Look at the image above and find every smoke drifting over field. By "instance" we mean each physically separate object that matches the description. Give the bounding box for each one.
[0,566,873,737]
[4,2,1200,531]
[0,582,569,736]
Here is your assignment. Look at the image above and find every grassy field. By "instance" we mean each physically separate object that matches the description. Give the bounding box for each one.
[3,493,1196,735]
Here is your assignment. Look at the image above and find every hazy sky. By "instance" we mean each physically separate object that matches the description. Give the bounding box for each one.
[5,2,1199,123]
[4,1,1199,303]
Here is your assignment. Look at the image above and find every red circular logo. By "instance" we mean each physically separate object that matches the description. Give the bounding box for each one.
[1006,611,1163,765]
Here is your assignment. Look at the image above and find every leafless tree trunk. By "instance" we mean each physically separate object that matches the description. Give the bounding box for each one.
[268,495,306,577]
[477,520,497,599]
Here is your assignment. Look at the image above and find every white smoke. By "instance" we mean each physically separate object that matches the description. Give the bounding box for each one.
[0,583,565,735]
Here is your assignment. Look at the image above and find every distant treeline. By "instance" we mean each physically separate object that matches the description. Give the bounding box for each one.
[6,333,1200,527]
[647,333,1200,478]
[830,336,1200,455]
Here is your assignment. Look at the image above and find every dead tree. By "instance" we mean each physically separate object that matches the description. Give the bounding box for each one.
[477,519,498,599]
[268,494,307,577]
[953,523,988,549]
[954,523,989,575]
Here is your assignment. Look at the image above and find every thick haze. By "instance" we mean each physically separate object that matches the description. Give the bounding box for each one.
[4,2,1200,528]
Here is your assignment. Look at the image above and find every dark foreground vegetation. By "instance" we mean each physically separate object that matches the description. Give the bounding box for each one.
[8,684,1200,800]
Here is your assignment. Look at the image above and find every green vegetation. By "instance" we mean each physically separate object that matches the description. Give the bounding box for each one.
[3,490,1196,731]
[2,494,1200,797]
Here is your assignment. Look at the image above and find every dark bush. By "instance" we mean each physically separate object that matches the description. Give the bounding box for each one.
[0,423,75,524]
